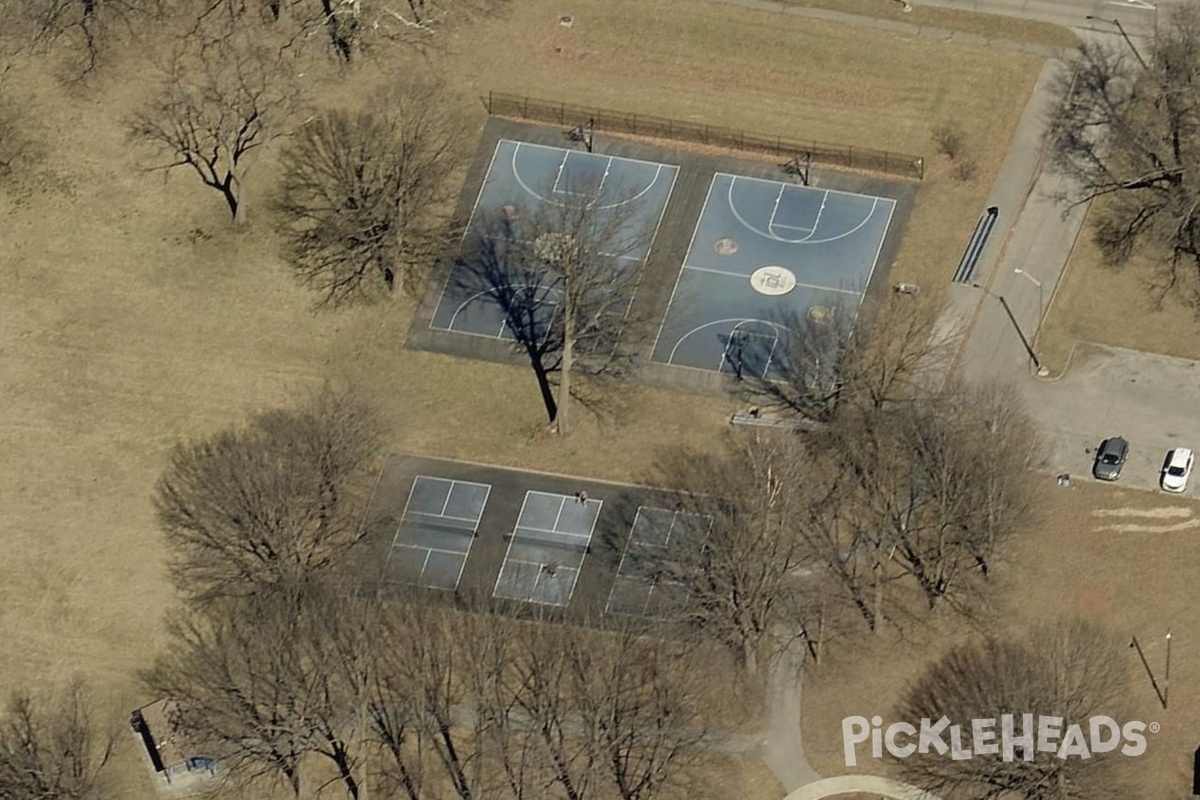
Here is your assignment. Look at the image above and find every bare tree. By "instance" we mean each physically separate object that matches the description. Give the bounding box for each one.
[462,179,656,434]
[274,80,461,307]
[653,431,827,675]
[894,620,1133,800]
[0,0,165,77]
[741,292,955,422]
[313,0,509,61]
[1049,6,1200,305]
[154,385,383,605]
[812,383,1037,628]
[129,20,299,224]
[0,678,114,800]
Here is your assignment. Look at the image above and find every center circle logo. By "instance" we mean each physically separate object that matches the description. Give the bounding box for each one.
[750,266,797,296]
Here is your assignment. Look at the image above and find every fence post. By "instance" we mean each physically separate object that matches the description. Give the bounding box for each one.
[918,157,925,180]
[521,96,528,117]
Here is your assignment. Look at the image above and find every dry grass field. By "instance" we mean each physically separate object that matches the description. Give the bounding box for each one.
[0,0,1050,796]
[801,481,1200,798]
[1037,212,1200,372]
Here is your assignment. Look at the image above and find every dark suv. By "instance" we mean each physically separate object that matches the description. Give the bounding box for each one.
[1093,437,1129,481]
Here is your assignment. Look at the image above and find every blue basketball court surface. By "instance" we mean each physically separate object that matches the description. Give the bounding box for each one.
[651,173,896,379]
[430,139,678,340]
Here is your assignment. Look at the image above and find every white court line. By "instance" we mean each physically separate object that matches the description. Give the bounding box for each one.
[795,189,830,243]
[770,222,816,233]
[681,265,866,296]
[667,317,789,365]
[767,183,786,233]
[445,284,562,338]
[502,138,671,168]
[511,143,675,211]
[727,175,879,245]
[715,170,891,202]
[551,496,567,534]
[718,319,781,374]
[549,149,572,195]
[859,196,898,311]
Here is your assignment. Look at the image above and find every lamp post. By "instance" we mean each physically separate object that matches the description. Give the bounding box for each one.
[971,283,1050,376]
[1165,629,1172,709]
[1085,16,1149,70]
[1013,268,1045,335]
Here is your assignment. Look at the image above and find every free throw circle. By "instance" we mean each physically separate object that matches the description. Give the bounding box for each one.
[714,237,739,256]
[750,266,797,296]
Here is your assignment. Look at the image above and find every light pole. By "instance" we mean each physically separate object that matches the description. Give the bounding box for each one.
[1013,268,1045,335]
[971,283,1050,376]
[1085,16,1149,70]
[1165,629,1172,709]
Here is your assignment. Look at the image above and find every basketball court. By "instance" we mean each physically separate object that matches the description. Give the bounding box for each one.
[651,173,896,379]
[429,139,678,341]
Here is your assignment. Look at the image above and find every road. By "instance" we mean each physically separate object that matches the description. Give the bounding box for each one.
[917,0,1163,35]
[947,28,1200,496]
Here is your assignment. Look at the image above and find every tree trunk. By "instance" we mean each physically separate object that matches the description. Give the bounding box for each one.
[872,560,883,633]
[557,294,575,435]
[530,355,558,424]
[223,171,244,225]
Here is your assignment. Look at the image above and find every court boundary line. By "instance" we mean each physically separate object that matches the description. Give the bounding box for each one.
[719,319,781,377]
[650,173,719,361]
[724,170,894,202]
[665,317,790,365]
[511,141,674,211]
[423,140,507,345]
[861,193,899,310]
[442,282,564,338]
[726,174,887,245]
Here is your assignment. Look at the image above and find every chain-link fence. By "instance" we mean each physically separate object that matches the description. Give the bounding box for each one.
[486,91,924,180]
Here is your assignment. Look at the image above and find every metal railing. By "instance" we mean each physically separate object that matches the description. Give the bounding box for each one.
[485,91,924,180]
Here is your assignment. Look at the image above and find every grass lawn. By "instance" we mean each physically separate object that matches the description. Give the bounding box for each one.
[1037,213,1200,372]
[800,481,1200,798]
[0,0,1045,796]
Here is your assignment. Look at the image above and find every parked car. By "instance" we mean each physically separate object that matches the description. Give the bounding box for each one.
[1161,448,1194,493]
[1093,437,1129,481]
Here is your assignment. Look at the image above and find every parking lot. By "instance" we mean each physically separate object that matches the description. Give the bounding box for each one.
[1023,344,1200,494]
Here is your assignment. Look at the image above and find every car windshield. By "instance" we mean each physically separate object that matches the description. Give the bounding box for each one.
[1168,466,1186,476]
[1102,453,1120,464]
